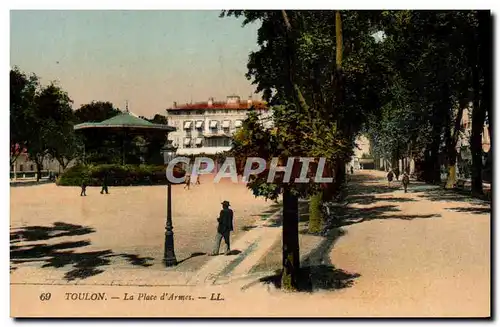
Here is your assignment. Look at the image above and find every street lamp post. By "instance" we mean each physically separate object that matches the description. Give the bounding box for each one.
[162,140,178,267]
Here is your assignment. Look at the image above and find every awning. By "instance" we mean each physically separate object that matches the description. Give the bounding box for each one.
[184,138,191,145]
[195,138,203,145]
[195,121,203,128]
[222,120,230,128]
[184,121,192,129]
[210,120,218,128]
[234,120,243,128]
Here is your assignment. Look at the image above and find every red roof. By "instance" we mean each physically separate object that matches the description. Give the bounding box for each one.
[167,101,268,111]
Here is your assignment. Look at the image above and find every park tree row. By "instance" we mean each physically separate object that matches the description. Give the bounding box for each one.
[364,11,491,197]
[222,10,491,291]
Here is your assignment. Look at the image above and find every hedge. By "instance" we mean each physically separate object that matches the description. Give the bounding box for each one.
[56,164,186,186]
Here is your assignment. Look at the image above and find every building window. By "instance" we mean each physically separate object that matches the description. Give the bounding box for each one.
[30,164,34,171]
[10,165,13,171]
[19,164,24,172]
[210,120,218,130]
[206,137,230,147]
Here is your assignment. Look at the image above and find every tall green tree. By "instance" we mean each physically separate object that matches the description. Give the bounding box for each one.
[27,83,75,180]
[10,67,39,166]
[224,10,388,290]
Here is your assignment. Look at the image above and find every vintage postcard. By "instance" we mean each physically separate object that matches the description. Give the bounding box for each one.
[9,8,491,318]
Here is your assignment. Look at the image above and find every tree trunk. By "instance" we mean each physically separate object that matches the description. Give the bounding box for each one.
[445,99,467,189]
[470,57,485,195]
[424,133,440,185]
[281,186,300,291]
[470,97,485,195]
[56,157,70,173]
[308,192,323,234]
[35,158,43,182]
[478,11,492,148]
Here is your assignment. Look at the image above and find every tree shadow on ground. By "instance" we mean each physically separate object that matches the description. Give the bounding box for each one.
[446,207,491,215]
[259,202,282,216]
[10,222,95,244]
[10,222,154,281]
[347,183,400,196]
[414,187,491,205]
[348,195,416,205]
[241,225,258,232]
[259,266,360,292]
[325,205,440,228]
[258,227,359,292]
[350,173,384,183]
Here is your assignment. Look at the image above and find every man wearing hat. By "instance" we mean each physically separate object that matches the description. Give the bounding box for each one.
[211,200,234,255]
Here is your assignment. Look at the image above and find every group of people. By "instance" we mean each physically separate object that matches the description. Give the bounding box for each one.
[386,168,410,193]
[183,174,201,190]
[80,173,109,196]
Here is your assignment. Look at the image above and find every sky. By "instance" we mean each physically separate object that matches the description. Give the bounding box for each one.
[10,10,261,117]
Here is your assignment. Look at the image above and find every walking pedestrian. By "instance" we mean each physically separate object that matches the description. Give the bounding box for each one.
[100,171,109,194]
[184,174,191,190]
[402,172,410,193]
[195,174,201,185]
[210,200,234,256]
[80,177,87,197]
[387,170,394,187]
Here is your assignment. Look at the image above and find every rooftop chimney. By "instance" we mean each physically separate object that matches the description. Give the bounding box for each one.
[208,97,214,107]
[226,95,240,106]
[173,101,177,108]
[247,95,253,107]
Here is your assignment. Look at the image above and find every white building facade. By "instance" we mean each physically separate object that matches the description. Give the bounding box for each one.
[166,95,271,155]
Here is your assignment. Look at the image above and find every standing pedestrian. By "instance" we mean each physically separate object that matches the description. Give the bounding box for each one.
[100,171,109,194]
[350,166,354,175]
[184,174,191,190]
[210,200,234,256]
[394,167,400,181]
[402,172,410,193]
[387,170,394,187]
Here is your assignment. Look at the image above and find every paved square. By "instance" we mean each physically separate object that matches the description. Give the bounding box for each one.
[10,174,275,284]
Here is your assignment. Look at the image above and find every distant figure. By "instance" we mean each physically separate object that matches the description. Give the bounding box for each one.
[211,201,234,256]
[195,174,201,185]
[360,164,364,170]
[100,172,109,194]
[394,167,400,181]
[402,172,410,193]
[387,170,394,187]
[350,166,354,175]
[184,174,191,190]
[80,179,87,197]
